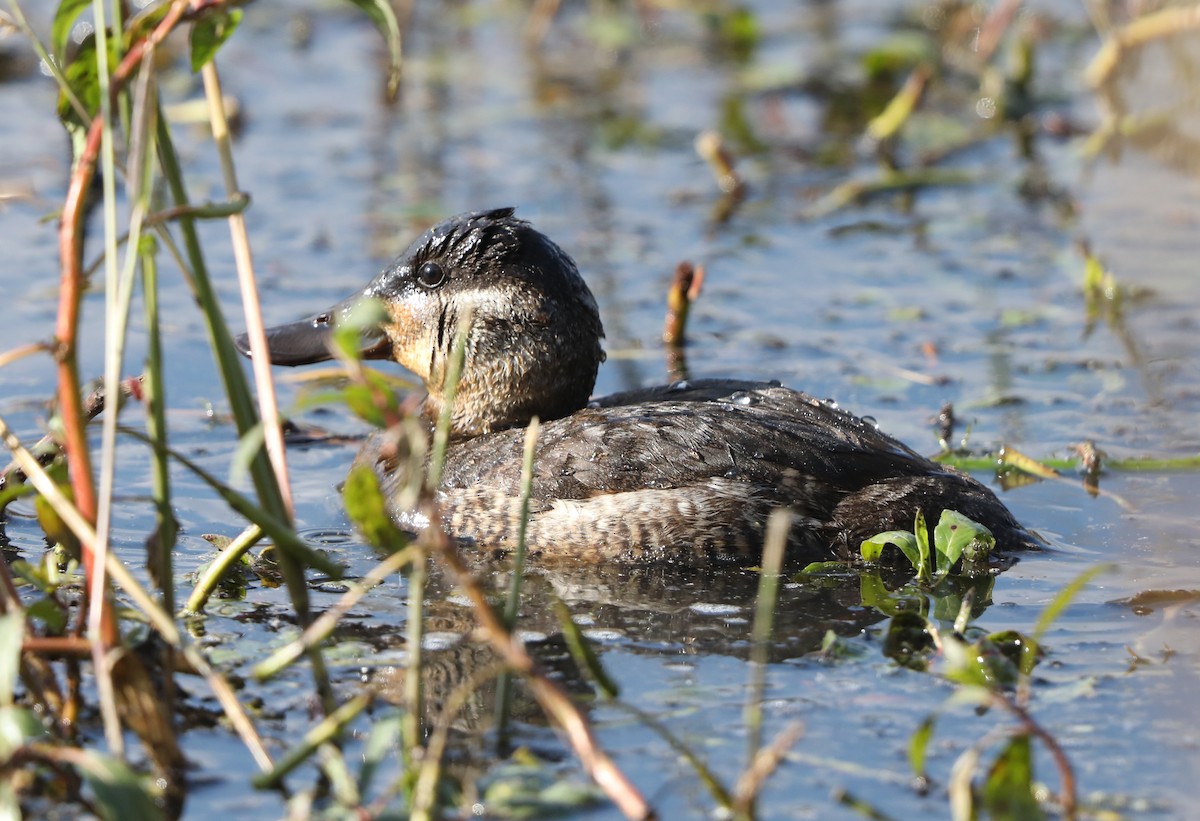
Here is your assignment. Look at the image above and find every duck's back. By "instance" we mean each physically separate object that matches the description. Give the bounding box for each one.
[415,379,1037,564]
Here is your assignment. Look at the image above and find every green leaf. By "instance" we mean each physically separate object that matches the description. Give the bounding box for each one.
[342,464,408,554]
[982,734,1044,821]
[553,599,619,699]
[943,634,1020,689]
[799,560,850,575]
[909,714,936,779]
[331,297,388,362]
[357,711,402,797]
[0,705,47,760]
[52,0,92,60]
[56,31,121,134]
[342,371,402,428]
[0,478,36,514]
[73,752,165,821]
[189,8,243,73]
[933,510,994,576]
[344,0,403,98]
[913,509,931,581]
[985,629,1041,677]
[26,598,68,635]
[1031,564,1114,645]
[861,530,918,565]
[882,610,933,670]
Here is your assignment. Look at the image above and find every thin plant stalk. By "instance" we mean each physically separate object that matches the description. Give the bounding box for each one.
[200,59,294,517]
[494,417,540,744]
[427,311,473,489]
[742,509,790,777]
[404,313,473,761]
[85,0,126,757]
[253,694,372,789]
[185,524,264,615]
[403,547,427,765]
[141,245,178,607]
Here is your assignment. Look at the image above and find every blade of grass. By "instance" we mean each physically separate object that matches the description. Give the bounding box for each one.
[133,76,176,606]
[185,524,263,614]
[609,700,732,810]
[253,694,372,789]
[85,0,127,757]
[405,310,474,765]
[117,427,342,579]
[743,508,790,770]
[200,59,294,518]
[495,417,540,744]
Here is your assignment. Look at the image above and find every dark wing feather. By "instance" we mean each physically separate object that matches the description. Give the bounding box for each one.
[441,380,946,503]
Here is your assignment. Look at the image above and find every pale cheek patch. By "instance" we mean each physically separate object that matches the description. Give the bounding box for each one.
[386,294,438,380]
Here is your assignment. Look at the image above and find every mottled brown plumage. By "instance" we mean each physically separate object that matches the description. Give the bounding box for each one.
[238,208,1040,564]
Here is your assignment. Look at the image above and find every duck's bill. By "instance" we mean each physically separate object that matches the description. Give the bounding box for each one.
[234,294,393,366]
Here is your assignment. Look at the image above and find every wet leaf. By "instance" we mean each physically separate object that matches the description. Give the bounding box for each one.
[553,600,619,699]
[1112,588,1200,614]
[943,635,1020,689]
[861,530,920,571]
[0,705,46,760]
[344,0,402,99]
[480,761,602,819]
[982,734,1043,820]
[882,610,933,670]
[189,8,243,73]
[909,715,936,779]
[933,510,994,577]
[73,751,165,821]
[343,464,408,554]
[800,560,850,575]
[0,479,35,514]
[26,597,68,634]
[52,0,91,60]
[984,630,1040,676]
[1032,564,1114,645]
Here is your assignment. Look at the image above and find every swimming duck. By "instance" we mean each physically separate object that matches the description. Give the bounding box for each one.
[237,208,1039,564]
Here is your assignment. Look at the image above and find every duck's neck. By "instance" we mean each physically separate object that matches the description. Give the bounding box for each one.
[420,326,604,439]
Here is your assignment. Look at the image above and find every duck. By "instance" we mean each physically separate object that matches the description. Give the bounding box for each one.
[236,207,1040,565]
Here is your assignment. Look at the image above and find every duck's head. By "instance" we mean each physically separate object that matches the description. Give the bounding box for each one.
[236,208,606,437]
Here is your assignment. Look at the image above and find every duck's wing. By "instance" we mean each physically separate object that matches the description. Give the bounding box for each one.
[440,379,941,502]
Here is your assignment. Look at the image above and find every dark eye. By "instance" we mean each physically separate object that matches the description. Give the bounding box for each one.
[417,261,446,289]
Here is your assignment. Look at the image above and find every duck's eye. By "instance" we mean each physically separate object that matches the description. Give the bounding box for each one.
[417,261,446,289]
